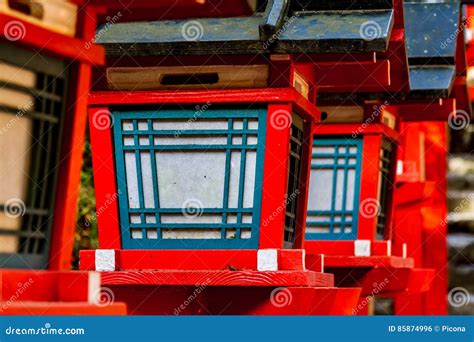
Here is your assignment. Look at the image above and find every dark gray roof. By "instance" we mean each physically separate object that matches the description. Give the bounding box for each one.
[403,1,462,97]
[408,65,456,98]
[95,0,394,56]
[404,2,460,64]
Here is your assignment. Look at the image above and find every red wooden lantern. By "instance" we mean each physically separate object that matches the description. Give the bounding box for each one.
[0,1,125,315]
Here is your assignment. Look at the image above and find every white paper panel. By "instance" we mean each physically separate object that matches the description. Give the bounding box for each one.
[314,146,335,154]
[307,214,330,221]
[139,137,149,145]
[307,169,333,211]
[242,214,252,223]
[232,136,242,145]
[0,114,32,236]
[123,136,134,146]
[161,214,222,224]
[156,151,225,208]
[122,121,133,131]
[153,119,227,131]
[140,152,155,208]
[243,151,256,208]
[0,62,36,88]
[225,229,236,238]
[145,215,156,223]
[335,169,344,210]
[130,214,141,224]
[248,119,258,129]
[147,229,158,239]
[241,229,252,239]
[124,151,140,208]
[346,168,356,210]
[0,235,20,253]
[153,136,227,145]
[131,229,143,239]
[306,226,330,234]
[0,88,34,110]
[137,121,148,130]
[247,135,258,145]
[162,229,222,239]
[313,158,334,165]
[228,152,241,208]
[233,120,243,129]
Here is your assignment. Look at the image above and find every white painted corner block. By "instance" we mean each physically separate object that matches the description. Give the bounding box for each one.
[95,249,116,271]
[387,241,392,256]
[402,243,408,259]
[354,240,371,257]
[257,249,278,271]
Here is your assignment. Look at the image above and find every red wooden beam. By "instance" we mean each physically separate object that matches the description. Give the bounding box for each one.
[0,14,104,65]
[88,107,122,250]
[259,104,291,249]
[80,249,308,272]
[99,270,334,287]
[89,88,321,122]
[0,302,127,315]
[314,60,390,90]
[394,98,456,122]
[313,123,400,142]
[304,240,395,258]
[49,5,103,270]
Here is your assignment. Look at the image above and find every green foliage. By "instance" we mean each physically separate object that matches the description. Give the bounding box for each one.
[72,131,98,269]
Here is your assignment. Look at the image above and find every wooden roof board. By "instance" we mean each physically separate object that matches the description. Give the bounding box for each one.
[404,2,460,63]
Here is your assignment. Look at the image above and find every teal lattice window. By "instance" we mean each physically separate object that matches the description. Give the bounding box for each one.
[305,137,363,240]
[113,109,267,249]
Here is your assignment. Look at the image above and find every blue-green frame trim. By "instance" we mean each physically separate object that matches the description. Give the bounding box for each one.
[305,137,363,241]
[112,109,267,250]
